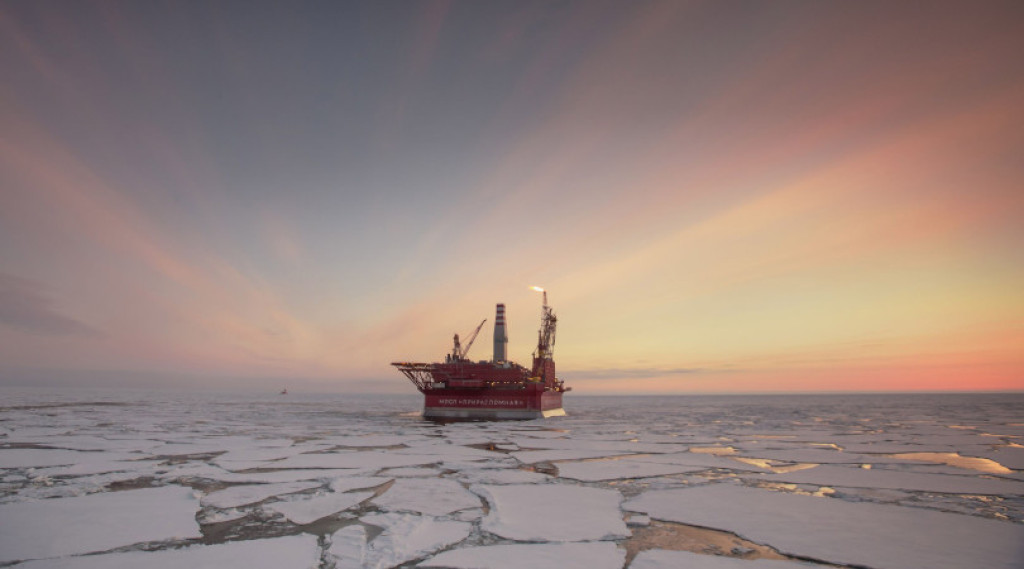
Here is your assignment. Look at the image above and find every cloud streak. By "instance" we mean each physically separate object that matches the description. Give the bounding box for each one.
[0,273,99,337]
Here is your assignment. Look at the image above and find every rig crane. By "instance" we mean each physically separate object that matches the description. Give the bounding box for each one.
[450,318,487,361]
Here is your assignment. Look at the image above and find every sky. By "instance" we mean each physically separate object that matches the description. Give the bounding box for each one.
[1,1,1022,394]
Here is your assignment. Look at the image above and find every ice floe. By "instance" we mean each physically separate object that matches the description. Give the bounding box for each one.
[269,450,444,470]
[629,550,819,569]
[746,464,1024,495]
[628,452,773,472]
[625,483,1024,569]
[476,483,629,541]
[267,490,373,524]
[457,467,551,485]
[977,447,1024,470]
[195,468,361,484]
[14,534,320,569]
[200,480,322,509]
[0,485,201,563]
[330,513,472,568]
[211,445,330,471]
[372,477,481,515]
[511,449,639,463]
[419,541,626,569]
[0,449,136,469]
[329,475,392,492]
[557,458,705,481]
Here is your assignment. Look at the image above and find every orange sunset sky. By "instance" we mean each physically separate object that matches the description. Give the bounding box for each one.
[1,1,1022,393]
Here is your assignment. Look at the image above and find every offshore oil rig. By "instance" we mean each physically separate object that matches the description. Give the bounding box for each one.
[392,288,569,420]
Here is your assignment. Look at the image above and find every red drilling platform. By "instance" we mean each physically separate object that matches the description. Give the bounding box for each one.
[392,288,569,420]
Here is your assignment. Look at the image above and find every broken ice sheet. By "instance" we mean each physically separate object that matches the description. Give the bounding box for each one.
[326,434,426,447]
[194,468,363,484]
[557,458,705,482]
[732,448,893,464]
[476,483,629,542]
[212,445,329,471]
[329,513,471,569]
[511,448,639,463]
[0,449,138,469]
[31,457,161,477]
[419,541,626,569]
[976,447,1024,470]
[0,486,201,563]
[269,450,440,470]
[508,436,688,455]
[372,477,481,515]
[457,467,551,485]
[2,434,165,453]
[625,483,1024,569]
[629,452,773,473]
[201,480,322,509]
[746,464,1024,495]
[629,550,819,569]
[329,475,392,492]
[14,534,320,569]
[381,467,440,477]
[267,490,373,524]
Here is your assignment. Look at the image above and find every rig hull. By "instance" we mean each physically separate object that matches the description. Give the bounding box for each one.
[421,385,565,420]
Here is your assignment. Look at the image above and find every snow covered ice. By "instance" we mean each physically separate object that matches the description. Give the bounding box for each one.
[0,486,201,563]
[476,483,629,541]
[420,541,626,569]
[1,389,1023,568]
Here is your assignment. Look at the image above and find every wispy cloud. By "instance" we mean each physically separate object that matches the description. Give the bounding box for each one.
[0,273,99,337]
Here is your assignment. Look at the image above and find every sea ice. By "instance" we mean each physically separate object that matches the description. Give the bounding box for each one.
[327,524,369,568]
[418,541,626,569]
[733,448,889,464]
[511,449,639,464]
[0,449,136,469]
[629,452,773,472]
[212,446,322,471]
[267,490,373,524]
[0,485,201,563]
[329,475,392,492]
[3,434,164,453]
[381,467,440,477]
[395,442,497,459]
[372,477,481,515]
[457,467,551,485]
[509,436,688,454]
[143,442,234,456]
[977,447,1024,470]
[327,434,424,447]
[330,513,472,568]
[476,483,629,542]
[200,480,322,509]
[625,483,1024,569]
[747,464,1024,495]
[195,468,361,484]
[30,457,160,477]
[269,450,442,470]
[557,458,705,481]
[13,534,320,569]
[629,550,818,569]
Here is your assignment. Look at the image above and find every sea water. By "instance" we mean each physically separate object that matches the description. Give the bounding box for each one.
[1,389,1022,568]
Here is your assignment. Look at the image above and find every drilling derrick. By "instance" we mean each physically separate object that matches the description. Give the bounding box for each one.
[531,290,558,386]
